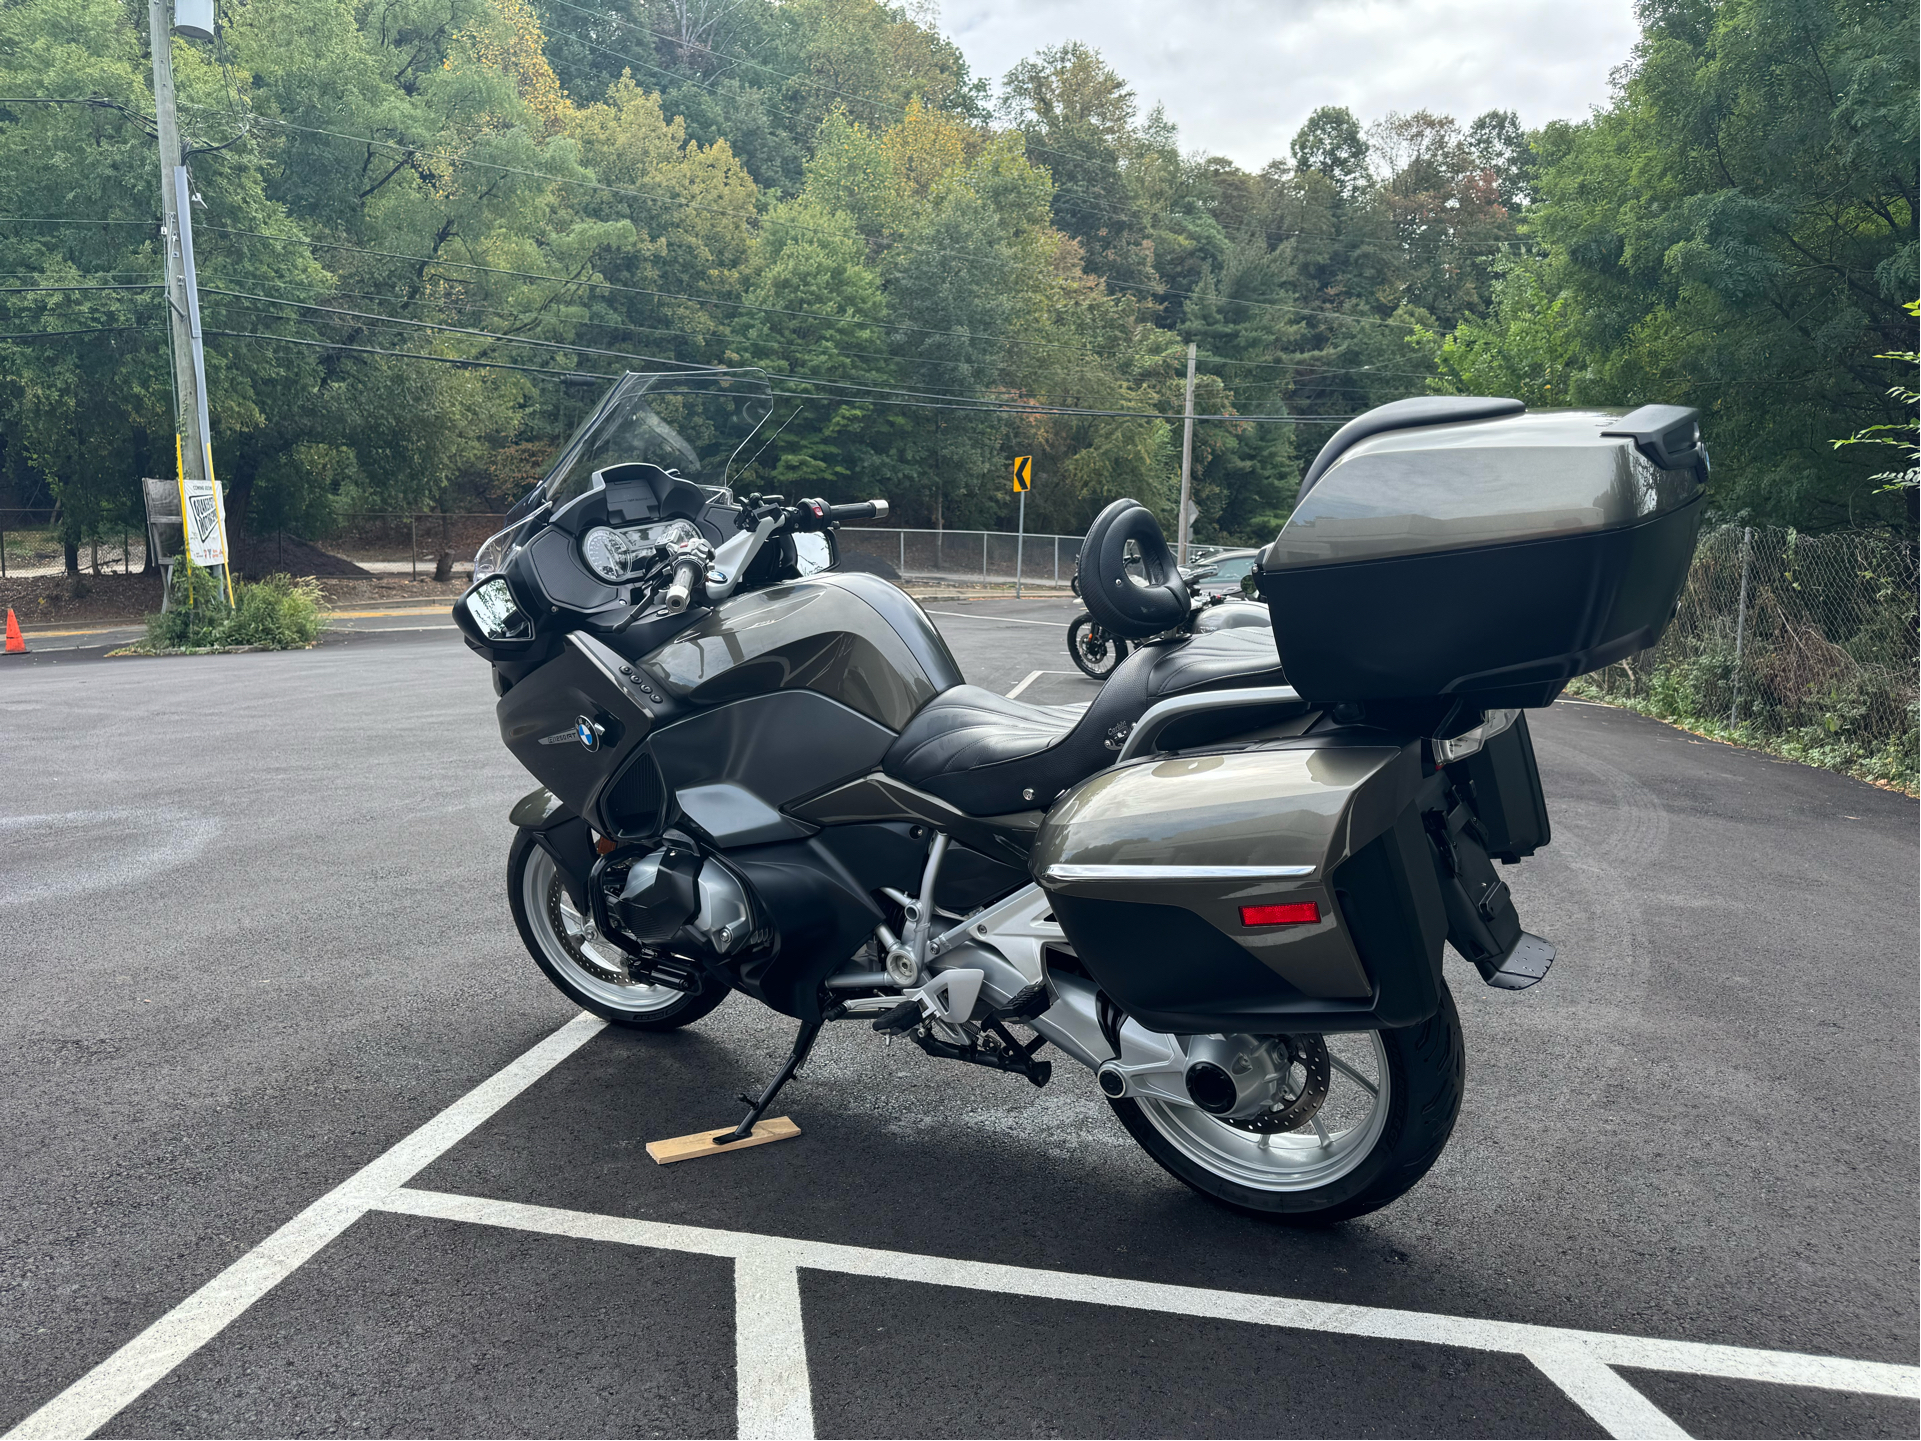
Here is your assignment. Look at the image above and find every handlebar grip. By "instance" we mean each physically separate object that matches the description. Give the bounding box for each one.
[662,557,702,613]
[828,499,888,521]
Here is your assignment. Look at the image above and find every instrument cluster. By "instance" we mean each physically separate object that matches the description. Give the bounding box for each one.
[579,519,703,583]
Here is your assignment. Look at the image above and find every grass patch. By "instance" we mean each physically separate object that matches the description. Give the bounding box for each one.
[1565,676,1919,796]
[124,560,328,655]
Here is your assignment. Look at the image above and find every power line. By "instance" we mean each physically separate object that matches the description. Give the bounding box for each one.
[202,289,1346,414]
[203,267,1417,395]
[199,286,692,368]
[0,282,164,293]
[202,327,602,380]
[198,326,1366,420]
[195,222,1121,362]
[0,324,160,339]
[193,225,1434,385]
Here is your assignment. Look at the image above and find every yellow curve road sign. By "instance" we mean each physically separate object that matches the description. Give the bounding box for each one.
[1012,455,1032,493]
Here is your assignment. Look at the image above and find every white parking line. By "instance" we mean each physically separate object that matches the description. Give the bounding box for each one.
[12,1011,1917,1441]
[1005,669,1044,699]
[4,1015,607,1441]
[375,1186,1920,1441]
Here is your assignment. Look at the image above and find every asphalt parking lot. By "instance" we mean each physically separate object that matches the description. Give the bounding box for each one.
[3,595,1916,1439]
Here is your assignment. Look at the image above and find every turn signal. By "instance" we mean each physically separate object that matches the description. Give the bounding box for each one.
[1241,902,1320,927]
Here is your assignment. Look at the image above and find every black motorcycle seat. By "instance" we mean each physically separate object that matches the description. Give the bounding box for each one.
[882,625,1288,816]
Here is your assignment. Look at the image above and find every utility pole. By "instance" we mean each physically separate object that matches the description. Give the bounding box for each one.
[1176,342,1197,565]
[148,0,229,598]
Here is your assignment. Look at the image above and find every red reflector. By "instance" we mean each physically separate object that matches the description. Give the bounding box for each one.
[1241,902,1320,927]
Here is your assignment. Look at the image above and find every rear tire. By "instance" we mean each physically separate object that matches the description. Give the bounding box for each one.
[1068,613,1129,679]
[1111,984,1464,1225]
[507,829,728,1030]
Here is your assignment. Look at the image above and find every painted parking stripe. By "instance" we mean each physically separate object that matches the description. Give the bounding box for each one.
[374,1186,1919,1441]
[13,1012,1916,1441]
[4,1014,607,1441]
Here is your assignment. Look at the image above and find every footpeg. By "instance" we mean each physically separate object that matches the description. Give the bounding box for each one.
[872,1000,921,1035]
[1480,931,1555,990]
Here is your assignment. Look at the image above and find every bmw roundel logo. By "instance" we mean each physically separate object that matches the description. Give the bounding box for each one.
[575,715,601,751]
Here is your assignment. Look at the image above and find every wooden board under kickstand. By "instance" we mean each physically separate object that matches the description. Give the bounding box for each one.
[646,1116,801,1164]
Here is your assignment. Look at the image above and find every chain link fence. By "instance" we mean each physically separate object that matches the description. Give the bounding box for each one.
[836,526,1083,586]
[0,510,149,579]
[1571,524,1919,790]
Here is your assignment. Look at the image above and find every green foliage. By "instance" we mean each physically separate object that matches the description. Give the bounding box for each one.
[220,570,328,647]
[141,559,326,651]
[1832,300,1919,493]
[1428,0,1917,530]
[7,0,1908,560]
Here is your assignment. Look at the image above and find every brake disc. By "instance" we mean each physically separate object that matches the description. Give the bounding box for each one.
[1225,1035,1331,1134]
[547,875,632,984]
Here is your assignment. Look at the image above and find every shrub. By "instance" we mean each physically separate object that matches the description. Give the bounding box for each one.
[221,572,327,648]
[139,560,327,653]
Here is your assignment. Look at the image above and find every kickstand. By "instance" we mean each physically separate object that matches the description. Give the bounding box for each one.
[715,1017,823,1145]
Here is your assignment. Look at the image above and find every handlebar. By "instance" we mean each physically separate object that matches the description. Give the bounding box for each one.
[662,556,703,613]
[829,500,888,522]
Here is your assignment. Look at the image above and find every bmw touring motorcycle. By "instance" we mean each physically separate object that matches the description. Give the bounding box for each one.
[456,369,1708,1223]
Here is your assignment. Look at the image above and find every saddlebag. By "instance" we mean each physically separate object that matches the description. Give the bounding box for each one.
[1032,741,1451,1033]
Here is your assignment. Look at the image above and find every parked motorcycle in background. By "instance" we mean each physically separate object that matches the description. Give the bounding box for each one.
[456,372,1709,1223]
[1066,549,1268,680]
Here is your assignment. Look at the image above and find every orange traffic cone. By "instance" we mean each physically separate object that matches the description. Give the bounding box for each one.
[4,608,27,655]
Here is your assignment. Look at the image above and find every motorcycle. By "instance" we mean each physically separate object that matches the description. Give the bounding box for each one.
[1066,556,1268,680]
[455,373,1708,1223]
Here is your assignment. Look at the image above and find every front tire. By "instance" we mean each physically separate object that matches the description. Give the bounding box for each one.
[507,829,728,1029]
[1068,613,1129,679]
[1111,985,1464,1225]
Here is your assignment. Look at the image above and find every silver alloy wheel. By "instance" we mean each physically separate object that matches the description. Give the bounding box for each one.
[519,845,685,1014]
[1134,1032,1392,1191]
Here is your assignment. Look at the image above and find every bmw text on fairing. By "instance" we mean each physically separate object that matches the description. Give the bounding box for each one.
[452,368,1708,1223]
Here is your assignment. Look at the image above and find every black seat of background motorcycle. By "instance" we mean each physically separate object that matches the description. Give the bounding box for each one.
[883,628,1279,817]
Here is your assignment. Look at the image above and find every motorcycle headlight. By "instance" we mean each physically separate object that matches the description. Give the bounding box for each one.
[466,577,531,641]
[473,511,541,580]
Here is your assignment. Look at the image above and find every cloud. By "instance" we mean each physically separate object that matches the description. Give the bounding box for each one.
[939,0,1640,168]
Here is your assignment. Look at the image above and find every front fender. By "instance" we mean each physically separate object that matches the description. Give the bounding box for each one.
[511,786,594,913]
[510,785,575,830]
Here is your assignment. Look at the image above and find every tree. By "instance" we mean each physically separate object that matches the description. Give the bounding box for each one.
[1289,105,1369,202]
[997,43,1158,294]
[1515,0,1918,528]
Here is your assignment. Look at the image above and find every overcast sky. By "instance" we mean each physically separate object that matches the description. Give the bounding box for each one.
[938,0,1642,168]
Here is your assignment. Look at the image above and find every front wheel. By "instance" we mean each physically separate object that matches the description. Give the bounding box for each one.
[507,829,728,1029]
[1111,985,1464,1225]
[1068,613,1129,679]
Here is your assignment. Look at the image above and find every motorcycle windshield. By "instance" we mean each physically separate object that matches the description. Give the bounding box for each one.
[537,369,776,510]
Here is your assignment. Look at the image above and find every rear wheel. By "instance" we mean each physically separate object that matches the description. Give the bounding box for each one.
[507,829,727,1029]
[1068,613,1129,679]
[1111,985,1464,1224]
